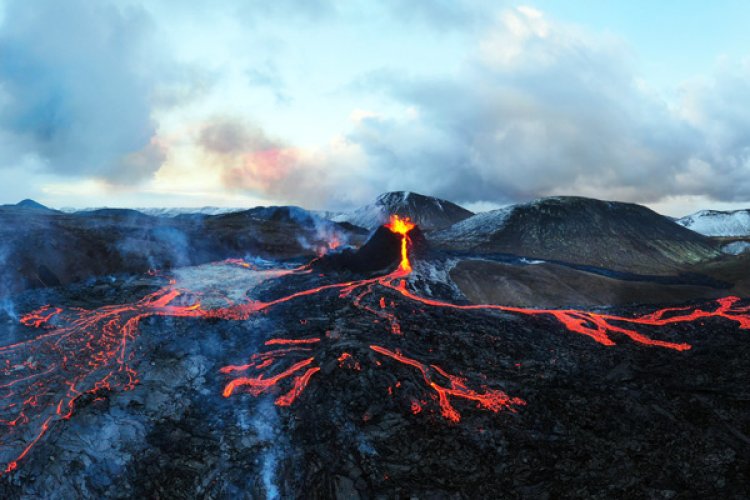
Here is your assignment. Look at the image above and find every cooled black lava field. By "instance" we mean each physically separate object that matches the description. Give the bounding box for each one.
[0,210,749,499]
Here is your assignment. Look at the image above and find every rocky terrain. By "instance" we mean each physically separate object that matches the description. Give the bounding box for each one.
[0,192,748,498]
[448,259,738,308]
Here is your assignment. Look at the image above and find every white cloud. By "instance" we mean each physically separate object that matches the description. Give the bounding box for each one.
[1,2,749,213]
[312,6,750,209]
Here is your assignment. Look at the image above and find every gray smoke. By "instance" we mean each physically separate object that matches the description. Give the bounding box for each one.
[235,398,285,499]
[0,243,17,321]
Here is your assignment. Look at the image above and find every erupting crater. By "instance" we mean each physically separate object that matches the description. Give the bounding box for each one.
[1,214,749,474]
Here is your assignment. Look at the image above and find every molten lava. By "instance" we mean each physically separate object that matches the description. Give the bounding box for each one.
[384,215,415,275]
[370,345,526,422]
[1,215,749,474]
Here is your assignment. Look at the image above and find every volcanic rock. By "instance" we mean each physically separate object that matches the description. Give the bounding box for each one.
[448,259,736,308]
[1,227,749,498]
[15,199,57,212]
[242,205,333,226]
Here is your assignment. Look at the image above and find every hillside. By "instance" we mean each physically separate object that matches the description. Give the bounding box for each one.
[431,196,721,274]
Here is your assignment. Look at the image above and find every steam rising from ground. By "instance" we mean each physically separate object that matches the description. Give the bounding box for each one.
[246,399,283,500]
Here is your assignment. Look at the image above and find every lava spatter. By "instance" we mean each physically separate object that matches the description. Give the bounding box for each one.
[2,218,750,474]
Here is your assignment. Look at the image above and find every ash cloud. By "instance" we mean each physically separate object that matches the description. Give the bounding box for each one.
[199,119,277,156]
[198,117,297,197]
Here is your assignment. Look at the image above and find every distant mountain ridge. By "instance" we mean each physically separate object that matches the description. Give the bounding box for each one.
[0,194,740,294]
[0,199,59,213]
[60,206,245,217]
[677,209,750,237]
[0,200,366,294]
[332,191,474,230]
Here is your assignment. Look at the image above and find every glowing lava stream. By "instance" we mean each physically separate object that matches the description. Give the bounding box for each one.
[2,215,749,474]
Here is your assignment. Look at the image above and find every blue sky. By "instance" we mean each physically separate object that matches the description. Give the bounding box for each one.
[536,1,750,86]
[0,0,749,215]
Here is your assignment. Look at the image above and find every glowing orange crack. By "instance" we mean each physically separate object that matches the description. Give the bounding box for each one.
[222,358,316,398]
[370,345,526,422]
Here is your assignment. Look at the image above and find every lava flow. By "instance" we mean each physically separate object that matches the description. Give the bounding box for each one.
[2,214,749,474]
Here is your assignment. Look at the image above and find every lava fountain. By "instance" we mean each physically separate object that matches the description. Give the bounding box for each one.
[384,214,415,275]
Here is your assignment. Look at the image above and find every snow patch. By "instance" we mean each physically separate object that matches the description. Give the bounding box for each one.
[432,206,515,247]
[332,191,473,230]
[677,209,750,237]
[722,241,750,255]
[60,206,246,217]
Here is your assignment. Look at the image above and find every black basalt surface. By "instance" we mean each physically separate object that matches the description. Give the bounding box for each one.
[0,268,748,498]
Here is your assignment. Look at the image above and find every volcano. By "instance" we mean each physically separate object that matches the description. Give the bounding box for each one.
[0,195,749,498]
[315,218,427,275]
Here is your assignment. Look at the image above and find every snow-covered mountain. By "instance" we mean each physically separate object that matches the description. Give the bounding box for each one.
[677,209,750,237]
[59,206,246,217]
[332,191,474,230]
[138,207,246,217]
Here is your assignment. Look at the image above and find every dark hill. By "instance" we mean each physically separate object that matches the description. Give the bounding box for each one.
[0,199,58,213]
[432,196,721,274]
[17,199,52,210]
[0,208,367,294]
